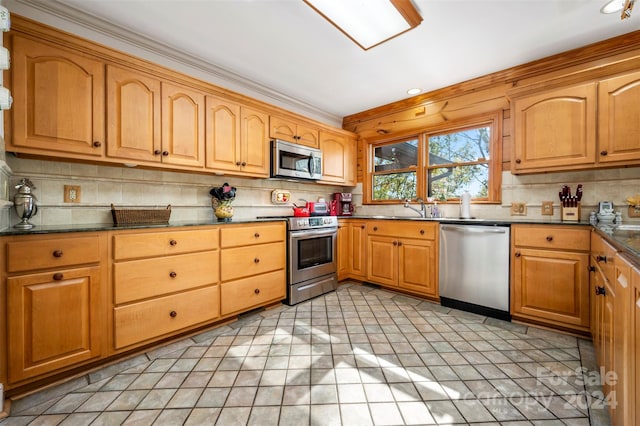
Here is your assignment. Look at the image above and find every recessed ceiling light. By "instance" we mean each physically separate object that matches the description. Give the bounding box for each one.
[407,88,422,95]
[601,0,625,13]
[304,0,423,50]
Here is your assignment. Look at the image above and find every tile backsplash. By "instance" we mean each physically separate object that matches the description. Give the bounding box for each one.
[3,156,640,229]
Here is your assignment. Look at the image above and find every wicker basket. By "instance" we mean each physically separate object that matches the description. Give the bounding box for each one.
[111,204,171,225]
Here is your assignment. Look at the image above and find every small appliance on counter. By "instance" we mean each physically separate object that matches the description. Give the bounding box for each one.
[333,192,353,216]
[13,178,38,229]
[596,201,616,225]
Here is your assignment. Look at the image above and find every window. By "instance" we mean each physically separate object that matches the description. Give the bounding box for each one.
[367,112,502,203]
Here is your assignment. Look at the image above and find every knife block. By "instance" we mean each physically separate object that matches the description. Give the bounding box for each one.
[561,203,581,222]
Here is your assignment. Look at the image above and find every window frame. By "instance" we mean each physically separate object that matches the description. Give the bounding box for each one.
[364,111,503,204]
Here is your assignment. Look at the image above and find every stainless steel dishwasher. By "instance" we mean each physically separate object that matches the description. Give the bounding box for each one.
[439,223,511,320]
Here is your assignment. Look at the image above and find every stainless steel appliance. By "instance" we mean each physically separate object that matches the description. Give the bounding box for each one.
[13,178,38,229]
[287,216,338,305]
[439,224,511,320]
[271,139,322,180]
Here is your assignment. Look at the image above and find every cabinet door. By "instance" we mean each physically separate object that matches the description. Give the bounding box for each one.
[512,83,597,172]
[602,273,616,400]
[613,255,633,426]
[106,65,161,162]
[296,123,320,148]
[161,82,205,168]
[598,71,640,164]
[344,136,357,186]
[349,221,367,279]
[205,95,241,172]
[7,266,102,382]
[337,222,350,280]
[269,116,297,143]
[367,236,397,286]
[11,36,105,157]
[512,248,590,331]
[592,262,606,365]
[398,238,437,297]
[319,131,347,184]
[633,266,640,426]
[240,107,270,176]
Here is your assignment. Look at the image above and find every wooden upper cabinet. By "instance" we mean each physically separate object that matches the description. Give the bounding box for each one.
[106,65,161,162]
[598,70,640,165]
[10,35,105,157]
[270,115,319,148]
[206,96,269,177]
[205,95,241,172]
[161,82,205,168]
[240,107,270,176]
[511,82,597,173]
[319,131,356,185]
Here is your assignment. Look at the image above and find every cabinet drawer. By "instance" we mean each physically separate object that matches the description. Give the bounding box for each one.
[7,235,101,273]
[113,228,218,260]
[114,251,219,304]
[367,221,437,240]
[114,285,219,349]
[221,269,285,315]
[221,242,285,281]
[513,225,590,251]
[220,223,285,248]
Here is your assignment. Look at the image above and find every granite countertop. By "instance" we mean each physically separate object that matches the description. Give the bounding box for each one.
[348,215,590,227]
[594,224,640,263]
[0,217,288,237]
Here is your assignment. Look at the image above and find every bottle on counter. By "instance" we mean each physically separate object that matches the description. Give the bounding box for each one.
[615,211,622,225]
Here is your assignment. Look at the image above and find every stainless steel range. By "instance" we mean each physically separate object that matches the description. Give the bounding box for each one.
[259,215,338,305]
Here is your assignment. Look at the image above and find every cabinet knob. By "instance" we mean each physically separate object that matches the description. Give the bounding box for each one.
[596,255,607,263]
[361,225,365,229]
[600,150,608,156]
[154,149,162,155]
[397,241,403,246]
[162,151,169,156]
[254,257,260,263]
[169,271,177,278]
[254,232,260,238]
[515,159,522,164]
[241,162,247,167]
[236,161,241,166]
[514,251,521,257]
[373,226,378,231]
[595,286,606,296]
[588,265,596,272]
[393,241,398,246]
[93,141,102,148]
[420,229,425,235]
[169,310,177,318]
[53,250,64,258]
[53,273,64,281]
[254,288,260,294]
[169,239,177,246]
[546,235,553,242]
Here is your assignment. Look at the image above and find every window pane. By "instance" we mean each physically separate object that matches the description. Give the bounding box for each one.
[374,139,418,172]
[372,172,416,200]
[428,165,488,199]
[428,126,490,166]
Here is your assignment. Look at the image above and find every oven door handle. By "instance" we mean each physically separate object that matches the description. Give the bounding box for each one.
[290,228,337,239]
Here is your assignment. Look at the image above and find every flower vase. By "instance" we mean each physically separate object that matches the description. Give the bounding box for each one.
[212,199,234,222]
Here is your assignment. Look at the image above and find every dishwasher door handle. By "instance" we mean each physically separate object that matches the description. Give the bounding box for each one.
[441,225,508,234]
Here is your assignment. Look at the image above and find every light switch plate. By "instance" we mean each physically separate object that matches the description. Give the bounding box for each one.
[510,202,527,216]
[541,201,554,216]
[64,185,81,203]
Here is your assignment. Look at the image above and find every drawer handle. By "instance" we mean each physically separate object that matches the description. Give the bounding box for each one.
[546,235,553,242]
[254,288,260,294]
[254,232,260,238]
[595,286,606,296]
[254,258,260,263]
[169,310,177,318]
[420,230,425,235]
[596,255,607,263]
[373,226,378,231]
[53,273,64,281]
[53,250,64,258]
[169,271,177,278]
[514,251,521,257]
[169,239,177,246]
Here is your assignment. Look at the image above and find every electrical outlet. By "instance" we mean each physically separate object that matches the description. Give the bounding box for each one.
[541,201,554,216]
[511,202,527,216]
[64,185,81,203]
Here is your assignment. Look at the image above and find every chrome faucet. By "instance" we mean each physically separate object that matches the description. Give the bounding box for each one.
[404,198,426,218]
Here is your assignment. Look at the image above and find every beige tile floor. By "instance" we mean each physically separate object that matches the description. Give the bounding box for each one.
[0,282,611,425]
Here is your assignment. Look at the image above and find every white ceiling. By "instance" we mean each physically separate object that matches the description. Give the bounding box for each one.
[6,0,640,125]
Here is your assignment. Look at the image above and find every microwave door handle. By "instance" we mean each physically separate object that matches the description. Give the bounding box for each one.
[308,154,315,176]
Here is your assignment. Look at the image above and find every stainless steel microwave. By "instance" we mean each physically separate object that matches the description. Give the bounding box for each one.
[271,139,322,180]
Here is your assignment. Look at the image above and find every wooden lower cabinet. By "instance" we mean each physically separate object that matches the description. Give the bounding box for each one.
[348,220,367,280]
[633,266,640,426]
[511,225,590,333]
[221,270,285,315]
[366,221,438,299]
[7,266,103,383]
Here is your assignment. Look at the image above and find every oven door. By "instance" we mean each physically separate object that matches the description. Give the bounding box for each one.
[289,227,337,284]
